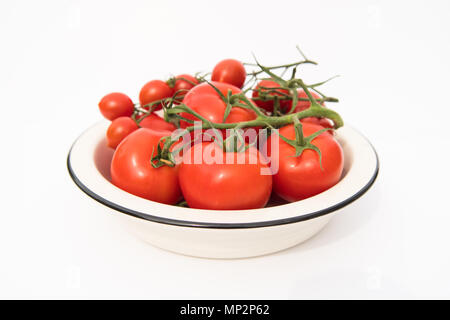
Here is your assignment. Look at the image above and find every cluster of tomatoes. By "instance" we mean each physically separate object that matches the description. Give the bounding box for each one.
[98,58,344,210]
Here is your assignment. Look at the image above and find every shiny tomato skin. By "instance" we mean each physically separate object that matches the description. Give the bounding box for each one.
[173,74,199,94]
[139,80,174,110]
[180,81,256,129]
[139,113,176,132]
[293,90,323,112]
[252,80,290,112]
[179,142,272,210]
[111,128,181,204]
[266,123,343,202]
[293,90,333,130]
[106,117,139,149]
[99,92,134,120]
[211,59,246,88]
[301,117,334,130]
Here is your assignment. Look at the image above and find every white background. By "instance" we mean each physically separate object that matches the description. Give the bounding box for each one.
[1,0,449,299]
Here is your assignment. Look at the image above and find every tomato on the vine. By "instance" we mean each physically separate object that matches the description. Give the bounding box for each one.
[99,92,134,120]
[106,117,138,149]
[179,142,272,210]
[172,74,199,97]
[180,81,256,128]
[139,113,176,132]
[211,59,246,89]
[139,80,174,110]
[293,90,322,112]
[252,80,290,113]
[265,122,343,202]
[251,82,325,116]
[99,51,346,210]
[293,90,333,129]
[111,128,181,204]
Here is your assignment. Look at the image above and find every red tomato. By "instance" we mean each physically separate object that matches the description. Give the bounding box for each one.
[292,90,333,130]
[111,128,181,204]
[293,89,323,112]
[106,117,139,149]
[179,142,272,209]
[211,59,246,88]
[139,80,174,110]
[265,122,343,202]
[99,92,134,120]
[139,113,177,132]
[301,117,334,130]
[252,80,290,113]
[180,81,256,128]
[173,74,199,97]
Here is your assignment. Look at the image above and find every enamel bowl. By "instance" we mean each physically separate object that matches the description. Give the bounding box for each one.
[67,121,379,259]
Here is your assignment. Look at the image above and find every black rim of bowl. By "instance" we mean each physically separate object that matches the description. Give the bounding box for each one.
[67,137,379,229]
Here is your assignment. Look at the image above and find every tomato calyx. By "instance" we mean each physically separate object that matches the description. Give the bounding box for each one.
[207,126,257,154]
[176,200,189,207]
[131,90,186,128]
[277,117,332,170]
[197,80,263,123]
[150,136,177,168]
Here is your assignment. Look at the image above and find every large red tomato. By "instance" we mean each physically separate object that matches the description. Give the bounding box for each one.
[180,81,256,128]
[265,122,343,202]
[301,117,333,129]
[211,59,246,88]
[111,128,181,204]
[179,142,272,210]
[139,80,174,110]
[99,92,134,120]
[106,117,138,149]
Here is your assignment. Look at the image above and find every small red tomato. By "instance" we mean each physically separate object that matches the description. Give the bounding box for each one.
[106,117,139,149]
[265,123,343,202]
[252,80,290,112]
[179,142,272,210]
[139,113,177,132]
[293,89,323,112]
[211,59,246,88]
[173,74,199,98]
[99,92,134,121]
[139,80,174,110]
[293,90,332,130]
[111,128,181,204]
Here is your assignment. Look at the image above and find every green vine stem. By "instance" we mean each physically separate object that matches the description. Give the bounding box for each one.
[245,58,317,76]
[146,49,343,167]
[166,76,201,88]
[151,98,343,167]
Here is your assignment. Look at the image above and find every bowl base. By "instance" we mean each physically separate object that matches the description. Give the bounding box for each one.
[116,212,334,259]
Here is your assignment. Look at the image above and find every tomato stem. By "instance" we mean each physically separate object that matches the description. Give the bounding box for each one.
[244,59,317,76]
[150,49,344,166]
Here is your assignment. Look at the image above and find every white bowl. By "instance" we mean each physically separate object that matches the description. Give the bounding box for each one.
[67,121,379,259]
